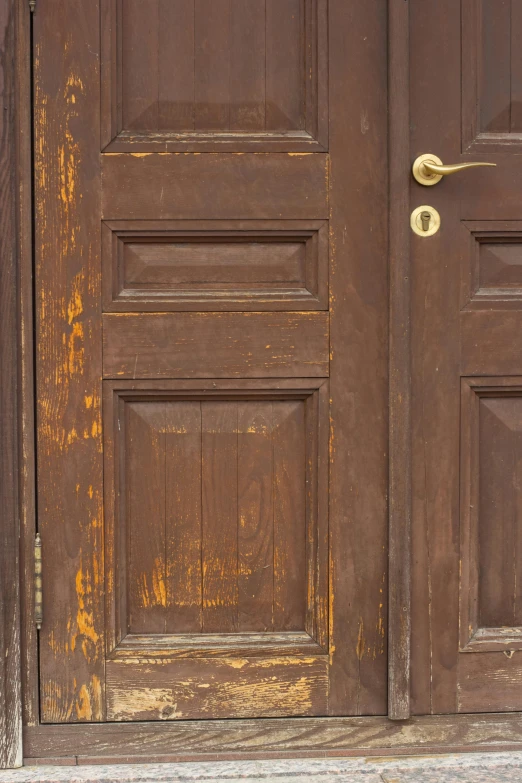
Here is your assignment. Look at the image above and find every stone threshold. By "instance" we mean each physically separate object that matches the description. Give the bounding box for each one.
[1,751,522,782]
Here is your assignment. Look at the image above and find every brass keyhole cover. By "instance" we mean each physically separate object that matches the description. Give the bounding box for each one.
[411,205,441,237]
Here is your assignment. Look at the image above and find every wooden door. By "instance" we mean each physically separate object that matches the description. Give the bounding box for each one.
[34,2,388,723]
[410,0,522,713]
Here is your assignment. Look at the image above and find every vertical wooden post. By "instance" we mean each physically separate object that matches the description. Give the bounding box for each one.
[0,0,22,768]
[388,0,412,720]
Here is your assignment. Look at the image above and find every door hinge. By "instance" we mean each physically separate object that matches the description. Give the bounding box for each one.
[34,533,43,630]
[29,0,36,12]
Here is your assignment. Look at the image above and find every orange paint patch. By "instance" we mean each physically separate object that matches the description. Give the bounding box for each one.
[73,561,100,661]
[356,618,365,661]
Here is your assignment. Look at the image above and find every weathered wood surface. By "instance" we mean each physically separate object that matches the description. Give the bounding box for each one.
[410,0,522,714]
[36,0,387,738]
[102,219,328,312]
[103,312,330,378]
[327,1,388,716]
[24,714,522,763]
[17,0,39,735]
[0,0,22,768]
[102,153,329,220]
[101,0,328,151]
[34,0,105,721]
[106,657,329,721]
[387,0,411,720]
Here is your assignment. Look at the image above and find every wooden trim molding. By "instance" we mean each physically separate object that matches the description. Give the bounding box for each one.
[23,713,522,765]
[0,0,23,769]
[388,0,412,720]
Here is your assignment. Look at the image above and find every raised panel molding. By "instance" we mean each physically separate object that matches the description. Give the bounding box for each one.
[103,379,329,658]
[102,220,328,311]
[462,221,522,310]
[462,0,522,152]
[460,377,522,654]
[101,0,328,151]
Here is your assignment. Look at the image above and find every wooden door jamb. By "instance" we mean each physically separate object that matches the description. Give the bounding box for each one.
[388,0,412,721]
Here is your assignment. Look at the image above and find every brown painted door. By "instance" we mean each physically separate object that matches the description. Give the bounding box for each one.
[34,3,388,722]
[411,0,522,713]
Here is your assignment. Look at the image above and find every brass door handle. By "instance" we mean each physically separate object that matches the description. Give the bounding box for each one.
[412,154,496,186]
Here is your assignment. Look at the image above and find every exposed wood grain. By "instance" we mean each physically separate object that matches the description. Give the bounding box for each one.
[31,0,393,738]
[106,657,328,721]
[458,652,522,712]
[103,312,330,379]
[101,0,327,151]
[201,402,239,633]
[478,396,522,628]
[101,153,328,220]
[327,0,388,716]
[165,402,203,634]
[0,0,22,768]
[410,0,461,716]
[459,377,522,660]
[24,714,522,762]
[272,401,306,631]
[409,0,522,716]
[34,0,105,722]
[16,0,39,737]
[112,631,322,659]
[101,378,328,720]
[387,0,411,720]
[237,402,274,632]
[127,402,166,634]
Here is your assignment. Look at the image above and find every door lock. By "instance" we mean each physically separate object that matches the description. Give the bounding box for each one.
[420,211,431,231]
[410,205,441,237]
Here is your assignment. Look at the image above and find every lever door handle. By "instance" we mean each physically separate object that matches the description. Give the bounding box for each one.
[412,153,496,186]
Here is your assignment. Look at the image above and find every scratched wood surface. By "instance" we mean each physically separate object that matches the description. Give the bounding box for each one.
[120,0,305,134]
[34,0,105,722]
[410,0,522,714]
[327,1,388,716]
[387,0,411,720]
[103,312,329,378]
[120,398,308,637]
[23,713,522,763]
[101,153,329,221]
[101,219,329,313]
[106,657,329,720]
[33,0,390,738]
[100,0,328,151]
[0,0,22,768]
[17,0,40,739]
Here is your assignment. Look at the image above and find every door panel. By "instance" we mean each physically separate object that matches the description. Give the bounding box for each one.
[102,313,329,378]
[35,1,389,724]
[101,0,328,150]
[411,0,522,714]
[462,0,522,149]
[101,219,329,312]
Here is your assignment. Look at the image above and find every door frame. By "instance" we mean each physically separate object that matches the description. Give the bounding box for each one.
[2,0,522,769]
